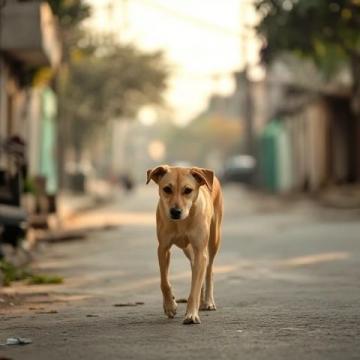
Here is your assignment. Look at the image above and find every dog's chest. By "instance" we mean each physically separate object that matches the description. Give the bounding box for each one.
[169,224,193,249]
[166,214,208,249]
[171,233,189,249]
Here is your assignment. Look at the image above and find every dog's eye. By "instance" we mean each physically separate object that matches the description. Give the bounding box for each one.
[184,188,193,195]
[163,186,172,194]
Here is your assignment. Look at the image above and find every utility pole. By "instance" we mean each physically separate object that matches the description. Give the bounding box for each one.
[240,0,254,156]
[107,0,115,40]
[122,0,129,33]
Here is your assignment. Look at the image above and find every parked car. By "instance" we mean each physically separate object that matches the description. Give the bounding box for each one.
[220,155,256,184]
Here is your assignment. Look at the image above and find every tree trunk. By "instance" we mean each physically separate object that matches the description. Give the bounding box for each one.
[351,54,360,116]
[350,54,360,182]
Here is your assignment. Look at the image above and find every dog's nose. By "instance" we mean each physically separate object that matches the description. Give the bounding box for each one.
[170,207,182,220]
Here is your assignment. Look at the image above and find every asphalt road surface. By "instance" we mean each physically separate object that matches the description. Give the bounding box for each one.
[1,185,360,360]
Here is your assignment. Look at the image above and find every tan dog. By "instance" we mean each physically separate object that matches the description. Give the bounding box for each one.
[146,165,223,324]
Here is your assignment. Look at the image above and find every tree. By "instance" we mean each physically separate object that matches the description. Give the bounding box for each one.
[46,0,91,27]
[60,39,169,159]
[45,0,92,64]
[44,0,169,178]
[255,0,360,114]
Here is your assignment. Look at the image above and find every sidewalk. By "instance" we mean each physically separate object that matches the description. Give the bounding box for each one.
[0,181,117,286]
[58,179,116,225]
[317,185,360,209]
[58,192,101,222]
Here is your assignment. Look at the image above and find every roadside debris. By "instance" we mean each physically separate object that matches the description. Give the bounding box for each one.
[35,310,58,314]
[176,298,187,303]
[86,314,99,317]
[113,302,144,307]
[0,337,32,346]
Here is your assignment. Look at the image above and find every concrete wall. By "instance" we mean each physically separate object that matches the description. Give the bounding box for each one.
[258,97,354,193]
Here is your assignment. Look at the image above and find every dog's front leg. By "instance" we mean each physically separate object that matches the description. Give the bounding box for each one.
[183,244,208,324]
[158,244,177,318]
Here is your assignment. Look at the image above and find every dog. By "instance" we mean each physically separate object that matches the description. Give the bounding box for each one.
[146,165,223,324]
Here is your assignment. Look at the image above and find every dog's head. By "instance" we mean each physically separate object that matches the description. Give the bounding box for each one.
[146,165,214,221]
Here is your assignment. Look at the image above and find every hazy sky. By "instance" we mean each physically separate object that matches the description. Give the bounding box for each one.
[85,0,262,125]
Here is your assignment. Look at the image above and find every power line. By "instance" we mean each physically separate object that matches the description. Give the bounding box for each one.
[133,0,246,37]
[95,0,254,38]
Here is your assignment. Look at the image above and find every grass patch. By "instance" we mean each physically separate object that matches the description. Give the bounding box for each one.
[27,274,63,285]
[0,261,63,286]
[0,261,31,286]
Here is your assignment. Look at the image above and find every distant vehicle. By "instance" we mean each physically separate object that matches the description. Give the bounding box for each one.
[220,155,256,184]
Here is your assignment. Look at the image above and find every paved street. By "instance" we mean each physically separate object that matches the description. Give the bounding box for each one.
[1,185,360,360]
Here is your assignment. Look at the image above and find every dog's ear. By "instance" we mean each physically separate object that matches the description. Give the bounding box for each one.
[146,165,169,184]
[190,167,214,192]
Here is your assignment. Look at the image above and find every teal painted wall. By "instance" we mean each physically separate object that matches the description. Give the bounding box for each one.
[259,120,293,192]
[40,87,58,195]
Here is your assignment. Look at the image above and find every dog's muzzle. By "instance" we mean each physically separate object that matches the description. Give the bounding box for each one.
[170,207,182,220]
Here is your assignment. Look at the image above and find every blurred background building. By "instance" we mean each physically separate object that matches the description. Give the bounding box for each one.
[0,0,61,186]
[0,0,359,251]
[0,0,61,251]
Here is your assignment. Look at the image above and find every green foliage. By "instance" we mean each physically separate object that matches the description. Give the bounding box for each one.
[46,0,91,27]
[27,274,63,285]
[45,0,169,156]
[60,39,169,149]
[0,261,31,286]
[255,0,360,74]
[161,114,243,166]
[23,177,36,194]
[0,261,63,286]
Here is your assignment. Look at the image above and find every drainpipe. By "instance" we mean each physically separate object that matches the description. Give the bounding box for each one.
[0,0,6,141]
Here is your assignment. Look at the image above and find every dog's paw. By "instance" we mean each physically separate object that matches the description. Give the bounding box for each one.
[200,300,216,311]
[183,311,201,325]
[163,298,177,319]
